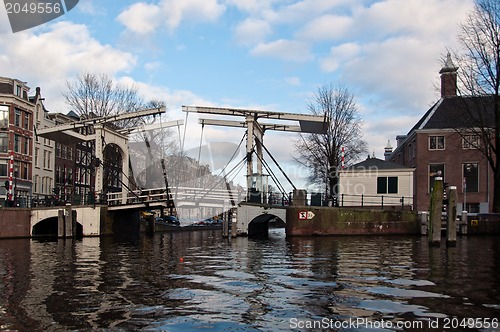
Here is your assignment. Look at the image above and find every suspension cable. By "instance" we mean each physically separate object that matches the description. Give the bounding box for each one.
[197,133,248,200]
[255,135,297,191]
[253,145,288,198]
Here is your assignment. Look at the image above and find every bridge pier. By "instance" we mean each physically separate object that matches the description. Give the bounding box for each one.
[57,204,76,238]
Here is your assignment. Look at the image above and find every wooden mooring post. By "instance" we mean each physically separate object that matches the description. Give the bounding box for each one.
[429,176,443,246]
[446,186,457,246]
[223,210,229,238]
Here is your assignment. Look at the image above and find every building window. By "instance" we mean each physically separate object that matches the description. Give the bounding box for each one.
[43,151,47,168]
[429,164,445,193]
[34,147,39,167]
[0,162,7,176]
[14,109,21,127]
[429,136,445,150]
[47,151,51,168]
[23,137,28,155]
[15,85,22,97]
[0,133,8,153]
[62,145,67,159]
[463,135,479,149]
[14,135,20,152]
[34,175,38,193]
[0,105,9,129]
[377,176,398,194]
[463,163,479,193]
[23,163,28,179]
[56,166,61,184]
[56,143,61,158]
[24,112,29,130]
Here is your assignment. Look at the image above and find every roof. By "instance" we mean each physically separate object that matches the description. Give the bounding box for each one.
[344,157,413,171]
[409,95,495,133]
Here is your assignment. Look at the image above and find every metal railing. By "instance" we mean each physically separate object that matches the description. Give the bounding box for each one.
[336,193,414,209]
[297,192,414,210]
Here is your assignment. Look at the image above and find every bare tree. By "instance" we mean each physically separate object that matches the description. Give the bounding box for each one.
[63,72,143,120]
[129,99,180,188]
[294,83,368,200]
[453,0,500,211]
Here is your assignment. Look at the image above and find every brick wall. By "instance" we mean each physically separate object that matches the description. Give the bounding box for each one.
[0,209,31,238]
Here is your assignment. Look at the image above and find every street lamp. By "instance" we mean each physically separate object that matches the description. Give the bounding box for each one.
[464,164,472,212]
[14,170,18,207]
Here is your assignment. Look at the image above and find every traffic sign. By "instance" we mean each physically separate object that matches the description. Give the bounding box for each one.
[298,211,315,220]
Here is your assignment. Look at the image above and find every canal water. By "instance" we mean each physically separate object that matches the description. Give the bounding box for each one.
[0,229,499,331]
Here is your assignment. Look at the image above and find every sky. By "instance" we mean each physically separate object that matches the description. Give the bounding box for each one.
[0,0,475,192]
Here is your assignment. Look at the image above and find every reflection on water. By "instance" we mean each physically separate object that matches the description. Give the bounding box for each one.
[0,229,498,331]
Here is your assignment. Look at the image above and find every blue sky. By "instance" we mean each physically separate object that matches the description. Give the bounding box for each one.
[0,0,474,190]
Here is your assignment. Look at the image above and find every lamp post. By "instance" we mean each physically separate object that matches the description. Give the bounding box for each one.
[14,170,18,207]
[464,163,471,212]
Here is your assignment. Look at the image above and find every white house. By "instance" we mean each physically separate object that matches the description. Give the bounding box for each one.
[31,87,55,200]
[338,156,414,208]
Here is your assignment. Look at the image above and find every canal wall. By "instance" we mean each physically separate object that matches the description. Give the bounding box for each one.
[0,208,31,238]
[467,214,500,235]
[286,206,420,236]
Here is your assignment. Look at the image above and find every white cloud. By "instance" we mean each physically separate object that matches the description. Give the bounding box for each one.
[77,0,103,16]
[234,18,272,45]
[0,21,136,111]
[362,115,420,158]
[353,0,472,40]
[284,77,301,86]
[318,0,474,115]
[320,42,361,72]
[118,0,225,34]
[116,3,162,34]
[250,39,313,62]
[296,14,352,41]
[0,4,11,33]
[263,0,353,25]
[144,61,162,72]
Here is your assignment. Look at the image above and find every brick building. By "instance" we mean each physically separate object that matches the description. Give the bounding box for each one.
[387,54,494,213]
[0,77,34,207]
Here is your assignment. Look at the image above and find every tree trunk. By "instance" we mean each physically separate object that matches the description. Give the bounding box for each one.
[493,166,500,212]
[493,97,500,212]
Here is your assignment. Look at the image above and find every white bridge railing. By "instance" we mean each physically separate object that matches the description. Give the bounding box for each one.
[106,186,244,208]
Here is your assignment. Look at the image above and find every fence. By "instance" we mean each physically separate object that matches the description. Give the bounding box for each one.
[298,192,413,210]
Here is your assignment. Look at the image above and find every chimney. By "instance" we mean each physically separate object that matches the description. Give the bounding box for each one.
[384,140,393,160]
[439,53,458,98]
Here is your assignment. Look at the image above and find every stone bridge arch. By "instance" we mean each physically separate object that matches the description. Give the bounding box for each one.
[31,207,102,237]
[236,204,287,236]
